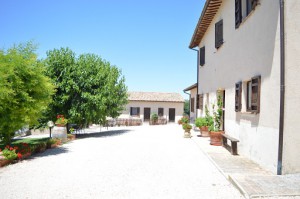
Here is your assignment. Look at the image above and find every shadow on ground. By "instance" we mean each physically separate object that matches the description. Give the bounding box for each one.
[75,129,131,139]
[27,147,69,160]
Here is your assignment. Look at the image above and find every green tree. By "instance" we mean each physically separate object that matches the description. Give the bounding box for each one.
[0,42,55,144]
[44,48,128,127]
[184,99,190,116]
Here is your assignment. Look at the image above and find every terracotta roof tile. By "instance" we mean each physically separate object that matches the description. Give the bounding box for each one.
[128,91,184,103]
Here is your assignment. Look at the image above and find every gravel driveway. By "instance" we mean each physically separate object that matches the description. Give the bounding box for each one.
[0,124,243,199]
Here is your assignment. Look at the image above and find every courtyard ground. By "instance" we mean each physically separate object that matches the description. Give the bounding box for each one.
[0,124,243,199]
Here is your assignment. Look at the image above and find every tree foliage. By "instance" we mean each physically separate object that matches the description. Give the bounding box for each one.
[184,99,190,116]
[44,47,128,127]
[0,42,55,144]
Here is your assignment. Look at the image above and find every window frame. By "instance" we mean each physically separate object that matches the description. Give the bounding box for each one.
[235,0,259,29]
[130,107,140,117]
[246,76,261,113]
[158,108,164,117]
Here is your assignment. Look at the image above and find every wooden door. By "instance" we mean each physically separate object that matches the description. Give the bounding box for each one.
[144,108,151,121]
[169,108,175,122]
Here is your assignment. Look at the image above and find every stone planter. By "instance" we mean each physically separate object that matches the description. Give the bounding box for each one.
[183,130,192,138]
[0,157,12,167]
[52,126,67,142]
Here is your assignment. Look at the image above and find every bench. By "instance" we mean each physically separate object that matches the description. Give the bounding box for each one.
[222,134,239,155]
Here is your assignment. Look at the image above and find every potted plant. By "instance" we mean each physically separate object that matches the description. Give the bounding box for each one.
[180,116,189,125]
[182,123,192,138]
[55,115,68,127]
[150,113,159,125]
[195,105,214,137]
[195,117,208,136]
[209,95,224,146]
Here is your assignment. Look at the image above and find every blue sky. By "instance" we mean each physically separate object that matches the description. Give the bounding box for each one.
[0,0,205,98]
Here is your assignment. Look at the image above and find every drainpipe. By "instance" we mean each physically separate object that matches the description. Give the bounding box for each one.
[277,0,285,175]
[191,47,199,118]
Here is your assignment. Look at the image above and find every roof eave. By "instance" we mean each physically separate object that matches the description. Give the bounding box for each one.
[183,83,197,92]
[189,0,222,49]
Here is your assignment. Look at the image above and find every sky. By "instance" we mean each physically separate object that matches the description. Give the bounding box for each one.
[0,0,205,98]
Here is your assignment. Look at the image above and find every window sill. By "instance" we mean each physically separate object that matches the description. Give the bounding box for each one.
[239,111,259,115]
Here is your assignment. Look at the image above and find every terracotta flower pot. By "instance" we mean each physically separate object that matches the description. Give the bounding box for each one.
[210,131,224,146]
[55,124,66,127]
[200,126,210,137]
[0,158,12,167]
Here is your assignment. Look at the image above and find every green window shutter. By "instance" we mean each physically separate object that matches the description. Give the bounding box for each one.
[215,20,223,49]
[235,0,242,28]
[200,46,205,66]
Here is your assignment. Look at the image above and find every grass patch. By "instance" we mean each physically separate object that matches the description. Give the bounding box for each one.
[0,138,50,150]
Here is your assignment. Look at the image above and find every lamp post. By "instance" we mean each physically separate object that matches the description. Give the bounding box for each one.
[47,121,54,138]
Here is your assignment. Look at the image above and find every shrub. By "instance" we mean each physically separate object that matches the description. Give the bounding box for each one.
[195,117,207,128]
[180,116,189,124]
[151,113,158,122]
[1,147,18,160]
[182,123,192,131]
[16,143,31,155]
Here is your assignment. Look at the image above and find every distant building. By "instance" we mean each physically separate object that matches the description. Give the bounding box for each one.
[183,83,199,123]
[120,91,184,123]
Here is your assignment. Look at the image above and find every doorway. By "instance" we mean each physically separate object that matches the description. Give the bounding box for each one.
[144,108,151,121]
[217,90,225,131]
[169,108,175,122]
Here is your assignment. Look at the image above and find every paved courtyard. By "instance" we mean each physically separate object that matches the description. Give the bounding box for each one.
[0,124,243,199]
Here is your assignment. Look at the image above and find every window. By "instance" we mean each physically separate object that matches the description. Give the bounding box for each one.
[191,97,195,113]
[158,108,164,117]
[130,107,140,116]
[198,94,204,110]
[235,0,258,28]
[246,76,261,113]
[215,20,223,49]
[235,82,242,112]
[247,0,258,15]
[200,46,205,66]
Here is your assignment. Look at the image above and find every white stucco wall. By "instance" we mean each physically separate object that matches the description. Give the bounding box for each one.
[120,101,184,123]
[197,0,282,173]
[282,0,300,174]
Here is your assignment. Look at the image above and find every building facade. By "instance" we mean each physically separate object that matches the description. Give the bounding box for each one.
[120,92,184,123]
[183,83,202,123]
[190,0,300,174]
